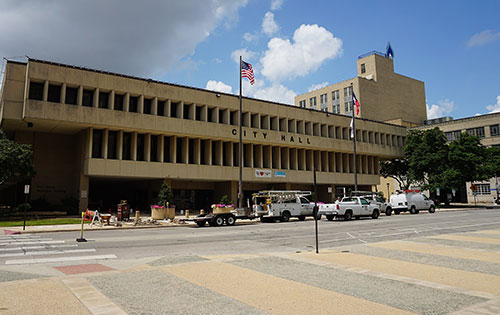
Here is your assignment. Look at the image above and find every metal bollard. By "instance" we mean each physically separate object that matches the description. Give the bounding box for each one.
[185,210,189,218]
[135,210,140,221]
[200,209,204,215]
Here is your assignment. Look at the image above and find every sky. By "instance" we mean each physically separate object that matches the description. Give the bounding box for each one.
[1,0,499,119]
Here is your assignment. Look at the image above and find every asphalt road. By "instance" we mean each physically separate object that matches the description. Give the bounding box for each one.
[4,208,498,265]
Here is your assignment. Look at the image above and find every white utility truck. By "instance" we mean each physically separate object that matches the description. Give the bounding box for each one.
[318,196,380,221]
[390,190,435,214]
[252,190,315,222]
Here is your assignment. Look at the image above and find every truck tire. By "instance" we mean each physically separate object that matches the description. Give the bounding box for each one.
[196,220,206,227]
[415,209,420,214]
[344,211,352,221]
[326,215,334,221]
[225,215,236,226]
[394,209,400,215]
[316,213,322,220]
[280,211,291,222]
[429,205,435,213]
[214,216,225,226]
[410,206,417,214]
[298,215,306,221]
[372,210,379,219]
[385,207,392,216]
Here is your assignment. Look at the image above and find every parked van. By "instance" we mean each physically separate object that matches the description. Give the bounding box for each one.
[390,190,435,214]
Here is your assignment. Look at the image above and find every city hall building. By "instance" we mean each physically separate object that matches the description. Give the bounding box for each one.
[0,53,419,213]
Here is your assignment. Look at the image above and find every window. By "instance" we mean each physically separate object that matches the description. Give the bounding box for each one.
[114,94,124,111]
[361,63,366,74]
[98,91,109,109]
[107,131,118,159]
[309,97,317,108]
[157,100,165,116]
[91,129,103,158]
[476,127,485,138]
[129,96,138,112]
[299,100,306,108]
[82,89,94,107]
[65,87,78,105]
[122,132,132,160]
[343,86,353,112]
[47,84,61,103]
[28,82,44,100]
[143,98,152,114]
[490,124,500,137]
[320,93,327,111]
[136,134,145,161]
[476,183,491,195]
[446,130,462,142]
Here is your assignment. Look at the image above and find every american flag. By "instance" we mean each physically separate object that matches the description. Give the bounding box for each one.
[241,60,255,85]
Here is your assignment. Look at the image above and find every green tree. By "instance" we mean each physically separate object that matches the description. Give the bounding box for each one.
[483,146,500,179]
[0,129,36,184]
[380,158,411,190]
[157,182,174,207]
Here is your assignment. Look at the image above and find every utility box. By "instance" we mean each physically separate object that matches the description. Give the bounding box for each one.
[117,200,130,221]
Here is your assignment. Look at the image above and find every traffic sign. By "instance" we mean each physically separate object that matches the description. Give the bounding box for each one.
[470,184,477,192]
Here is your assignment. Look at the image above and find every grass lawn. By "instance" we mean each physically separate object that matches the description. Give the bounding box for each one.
[0,218,82,227]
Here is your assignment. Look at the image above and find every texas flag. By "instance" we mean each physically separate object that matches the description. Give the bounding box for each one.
[352,90,360,115]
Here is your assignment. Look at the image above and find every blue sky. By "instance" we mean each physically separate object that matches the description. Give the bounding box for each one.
[1,0,499,119]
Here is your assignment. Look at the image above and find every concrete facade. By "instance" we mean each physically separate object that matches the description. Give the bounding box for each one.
[295,52,427,127]
[0,59,407,213]
[414,113,500,204]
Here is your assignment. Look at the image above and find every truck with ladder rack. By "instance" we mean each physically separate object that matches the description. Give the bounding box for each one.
[252,190,316,222]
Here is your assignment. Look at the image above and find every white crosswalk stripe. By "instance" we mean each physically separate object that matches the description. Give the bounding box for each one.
[0,235,116,265]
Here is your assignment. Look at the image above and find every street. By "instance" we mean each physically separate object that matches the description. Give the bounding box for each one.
[1,208,500,314]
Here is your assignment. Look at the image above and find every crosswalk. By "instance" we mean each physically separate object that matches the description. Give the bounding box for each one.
[0,234,116,265]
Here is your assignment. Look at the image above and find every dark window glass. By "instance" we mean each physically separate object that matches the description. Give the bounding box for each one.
[490,124,500,137]
[129,96,138,112]
[157,100,165,116]
[92,129,103,158]
[82,89,94,107]
[47,84,61,103]
[188,139,195,164]
[476,127,485,138]
[361,63,366,74]
[176,138,183,163]
[28,82,44,100]
[65,87,78,105]
[171,102,178,117]
[122,132,132,160]
[108,131,118,159]
[150,135,158,162]
[163,136,171,162]
[183,104,190,119]
[114,94,124,111]
[136,134,145,161]
[200,140,207,165]
[196,106,202,121]
[98,92,109,109]
[144,98,152,114]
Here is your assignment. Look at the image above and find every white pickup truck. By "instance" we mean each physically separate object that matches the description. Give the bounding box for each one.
[318,196,380,221]
[252,190,315,222]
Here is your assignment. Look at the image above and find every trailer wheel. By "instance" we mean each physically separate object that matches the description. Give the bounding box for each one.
[326,215,334,221]
[298,215,306,221]
[196,221,206,227]
[280,211,291,222]
[385,207,392,216]
[259,216,266,223]
[226,215,236,226]
[214,216,225,226]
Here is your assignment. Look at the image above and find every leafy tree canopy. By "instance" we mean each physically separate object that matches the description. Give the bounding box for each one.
[0,129,36,184]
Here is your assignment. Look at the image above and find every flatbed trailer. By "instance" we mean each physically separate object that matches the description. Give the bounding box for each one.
[187,208,256,227]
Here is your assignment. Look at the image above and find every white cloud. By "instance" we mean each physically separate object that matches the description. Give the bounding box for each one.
[260,24,342,82]
[0,0,248,77]
[206,80,233,94]
[247,82,296,104]
[243,32,258,42]
[270,0,283,10]
[467,30,500,47]
[486,95,500,113]
[231,48,256,64]
[308,82,330,92]
[262,12,279,36]
[426,99,455,119]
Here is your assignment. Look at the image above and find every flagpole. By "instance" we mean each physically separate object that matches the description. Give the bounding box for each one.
[351,83,358,194]
[238,56,243,209]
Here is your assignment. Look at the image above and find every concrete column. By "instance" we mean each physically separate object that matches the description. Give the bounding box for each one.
[87,127,93,159]
[207,140,212,165]
[93,88,99,107]
[131,132,137,161]
[179,101,184,119]
[61,83,67,104]
[158,135,164,162]
[110,91,115,110]
[145,133,151,162]
[124,93,130,112]
[77,86,83,106]
[166,99,171,117]
[103,129,109,159]
[117,131,123,160]
[152,97,158,115]
[183,137,189,164]
[43,80,49,101]
[171,136,177,163]
[138,95,144,113]
[194,139,200,164]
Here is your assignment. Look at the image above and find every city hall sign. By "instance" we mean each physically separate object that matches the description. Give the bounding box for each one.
[231,129,311,145]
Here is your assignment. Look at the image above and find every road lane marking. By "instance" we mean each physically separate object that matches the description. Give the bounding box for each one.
[430,234,500,245]
[162,261,413,315]
[0,240,66,246]
[5,254,117,265]
[0,249,96,258]
[298,251,500,295]
[368,240,500,263]
[471,230,500,235]
[0,245,78,252]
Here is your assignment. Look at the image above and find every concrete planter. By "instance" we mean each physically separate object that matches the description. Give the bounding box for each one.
[151,207,176,220]
[213,206,234,214]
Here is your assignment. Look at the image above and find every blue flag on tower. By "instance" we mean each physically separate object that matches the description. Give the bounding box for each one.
[385,42,394,59]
